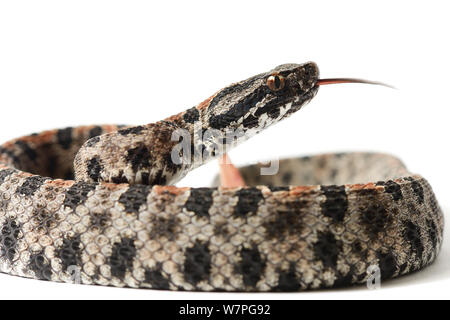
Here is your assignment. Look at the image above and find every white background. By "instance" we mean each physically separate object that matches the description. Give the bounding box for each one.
[0,0,449,300]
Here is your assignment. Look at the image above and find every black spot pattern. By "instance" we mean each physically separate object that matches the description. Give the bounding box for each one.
[426,219,438,252]
[0,169,15,185]
[87,157,103,181]
[16,176,49,196]
[89,212,111,232]
[56,235,82,271]
[313,231,341,269]
[320,185,348,223]
[152,170,167,185]
[111,170,129,184]
[334,269,355,288]
[361,203,391,238]
[274,263,301,291]
[263,206,304,240]
[183,107,200,123]
[118,126,145,136]
[15,140,37,161]
[89,126,103,138]
[404,221,424,263]
[405,177,424,204]
[377,251,397,280]
[57,127,73,149]
[108,238,136,279]
[0,218,21,262]
[236,245,266,288]
[118,185,151,214]
[377,180,403,201]
[185,188,214,217]
[233,188,264,218]
[0,147,20,166]
[28,251,53,281]
[144,264,170,290]
[149,216,179,240]
[63,182,96,210]
[426,219,439,263]
[126,145,151,172]
[183,241,211,285]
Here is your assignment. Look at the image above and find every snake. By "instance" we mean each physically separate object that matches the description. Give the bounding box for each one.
[0,62,444,291]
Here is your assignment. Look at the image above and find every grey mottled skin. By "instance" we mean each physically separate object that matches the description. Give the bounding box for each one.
[0,62,444,291]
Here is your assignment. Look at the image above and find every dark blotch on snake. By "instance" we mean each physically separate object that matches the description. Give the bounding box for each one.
[16,176,49,196]
[334,269,355,288]
[404,221,424,263]
[111,170,129,184]
[118,185,151,215]
[263,205,304,240]
[63,181,96,210]
[144,264,170,290]
[274,263,301,291]
[361,203,391,239]
[108,238,137,279]
[320,185,348,223]
[56,235,82,272]
[28,250,53,281]
[15,140,37,162]
[185,188,214,218]
[0,147,20,166]
[377,251,397,280]
[236,245,266,288]
[152,170,167,185]
[87,157,103,181]
[376,180,403,201]
[118,126,145,136]
[0,169,15,185]
[57,127,73,150]
[89,126,103,138]
[426,219,439,263]
[149,216,179,241]
[314,231,341,269]
[405,177,424,204]
[183,107,200,124]
[0,218,21,262]
[233,188,264,218]
[126,144,152,172]
[183,241,211,285]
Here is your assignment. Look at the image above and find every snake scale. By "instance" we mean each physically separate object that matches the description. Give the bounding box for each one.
[0,62,443,291]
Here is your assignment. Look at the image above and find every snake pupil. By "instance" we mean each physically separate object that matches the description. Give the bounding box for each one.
[274,76,281,88]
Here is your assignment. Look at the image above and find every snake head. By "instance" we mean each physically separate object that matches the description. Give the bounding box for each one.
[207,62,319,135]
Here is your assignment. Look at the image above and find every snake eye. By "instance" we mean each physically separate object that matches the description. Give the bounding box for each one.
[267,74,285,91]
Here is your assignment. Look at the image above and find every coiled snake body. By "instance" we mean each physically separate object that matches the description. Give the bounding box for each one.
[0,62,443,291]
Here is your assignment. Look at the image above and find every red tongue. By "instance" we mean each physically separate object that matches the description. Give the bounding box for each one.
[317,78,394,88]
